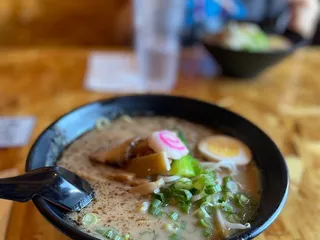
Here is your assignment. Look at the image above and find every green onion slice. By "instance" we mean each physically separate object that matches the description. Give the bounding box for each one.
[149,207,162,216]
[222,204,235,213]
[165,223,179,233]
[180,201,192,214]
[200,218,212,229]
[168,212,179,221]
[106,230,114,238]
[81,213,98,226]
[174,178,193,190]
[122,234,131,240]
[154,192,165,202]
[169,233,180,240]
[203,228,213,237]
[113,234,121,240]
[151,199,162,208]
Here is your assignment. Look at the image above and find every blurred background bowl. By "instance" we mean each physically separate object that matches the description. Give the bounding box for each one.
[202,29,308,78]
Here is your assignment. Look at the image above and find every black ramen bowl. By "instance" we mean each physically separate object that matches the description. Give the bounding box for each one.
[202,29,307,78]
[26,95,289,240]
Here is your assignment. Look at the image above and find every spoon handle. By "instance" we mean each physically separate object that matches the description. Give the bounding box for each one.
[0,167,56,202]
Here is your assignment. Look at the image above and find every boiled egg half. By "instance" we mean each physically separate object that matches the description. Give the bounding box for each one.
[198,135,252,165]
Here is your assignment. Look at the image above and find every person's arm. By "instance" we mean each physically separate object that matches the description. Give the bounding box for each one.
[288,0,320,38]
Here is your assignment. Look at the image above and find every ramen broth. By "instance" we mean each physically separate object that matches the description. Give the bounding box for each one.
[58,117,260,240]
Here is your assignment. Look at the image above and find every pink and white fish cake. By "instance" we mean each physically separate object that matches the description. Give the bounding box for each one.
[148,130,189,160]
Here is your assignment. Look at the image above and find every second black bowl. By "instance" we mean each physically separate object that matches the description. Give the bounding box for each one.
[202,30,307,78]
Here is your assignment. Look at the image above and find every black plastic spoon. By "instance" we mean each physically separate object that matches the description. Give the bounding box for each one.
[0,166,94,211]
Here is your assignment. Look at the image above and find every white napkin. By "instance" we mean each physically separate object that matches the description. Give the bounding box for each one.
[84,52,144,93]
[0,116,36,148]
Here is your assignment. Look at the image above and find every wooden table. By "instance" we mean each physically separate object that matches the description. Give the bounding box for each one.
[0,47,319,240]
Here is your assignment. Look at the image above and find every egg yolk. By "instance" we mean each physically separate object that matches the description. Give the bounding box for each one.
[206,138,241,157]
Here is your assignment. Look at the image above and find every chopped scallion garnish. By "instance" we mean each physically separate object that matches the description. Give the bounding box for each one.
[226,192,234,199]
[113,234,121,240]
[165,223,179,233]
[81,213,98,226]
[174,178,193,190]
[236,193,251,207]
[173,189,193,202]
[179,189,193,201]
[139,201,150,213]
[222,204,234,213]
[197,207,211,219]
[240,194,250,204]
[202,228,213,237]
[193,172,217,191]
[96,227,109,236]
[122,234,131,240]
[95,227,123,239]
[149,207,162,216]
[154,192,165,202]
[200,201,214,209]
[151,199,162,208]
[204,187,215,195]
[106,230,114,238]
[168,212,179,221]
[199,218,212,229]
[168,233,180,240]
[223,176,232,184]
[180,201,192,214]
[213,184,222,193]
[205,184,222,195]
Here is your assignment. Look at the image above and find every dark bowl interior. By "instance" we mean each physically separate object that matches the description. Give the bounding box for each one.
[26,95,289,240]
[202,29,307,78]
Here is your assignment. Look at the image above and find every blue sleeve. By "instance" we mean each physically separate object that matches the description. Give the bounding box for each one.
[184,0,195,27]
[230,0,247,20]
[204,0,222,17]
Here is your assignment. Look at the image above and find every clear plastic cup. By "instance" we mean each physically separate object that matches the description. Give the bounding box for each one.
[133,0,185,92]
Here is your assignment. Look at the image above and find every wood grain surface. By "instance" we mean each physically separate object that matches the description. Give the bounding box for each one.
[0,0,128,46]
[0,47,319,240]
